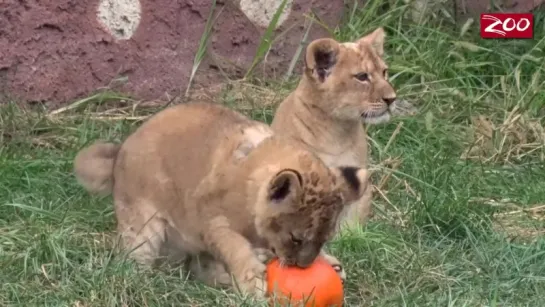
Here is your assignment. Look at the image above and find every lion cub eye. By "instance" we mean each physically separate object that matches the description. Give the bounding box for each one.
[383,69,388,79]
[354,72,369,82]
[290,232,302,246]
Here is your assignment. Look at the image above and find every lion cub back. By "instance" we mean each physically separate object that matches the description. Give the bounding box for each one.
[113,101,273,200]
[110,102,274,254]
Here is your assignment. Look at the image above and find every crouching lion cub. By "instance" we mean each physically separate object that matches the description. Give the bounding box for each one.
[271,27,397,230]
[74,102,370,298]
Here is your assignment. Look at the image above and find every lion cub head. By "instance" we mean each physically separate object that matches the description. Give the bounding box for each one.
[254,153,370,267]
[302,27,397,124]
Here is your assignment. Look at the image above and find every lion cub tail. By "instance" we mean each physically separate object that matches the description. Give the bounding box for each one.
[73,142,121,196]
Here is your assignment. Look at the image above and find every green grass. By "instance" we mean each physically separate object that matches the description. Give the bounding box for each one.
[2,1,545,306]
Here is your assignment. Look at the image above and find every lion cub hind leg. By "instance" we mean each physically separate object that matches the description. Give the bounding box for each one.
[117,216,166,267]
[189,252,232,287]
[203,219,268,299]
[116,200,190,267]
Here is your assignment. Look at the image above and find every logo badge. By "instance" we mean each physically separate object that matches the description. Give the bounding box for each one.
[480,13,533,39]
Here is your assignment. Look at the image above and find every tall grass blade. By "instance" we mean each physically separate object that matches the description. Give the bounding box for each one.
[284,17,313,81]
[244,0,290,79]
[185,0,222,97]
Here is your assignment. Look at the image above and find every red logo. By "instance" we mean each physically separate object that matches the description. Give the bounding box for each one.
[480,13,533,38]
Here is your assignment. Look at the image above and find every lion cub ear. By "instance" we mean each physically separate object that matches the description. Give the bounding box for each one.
[334,166,371,203]
[267,169,304,204]
[304,38,340,83]
[357,27,385,57]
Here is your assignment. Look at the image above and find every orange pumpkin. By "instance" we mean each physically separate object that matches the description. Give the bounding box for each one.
[266,256,344,307]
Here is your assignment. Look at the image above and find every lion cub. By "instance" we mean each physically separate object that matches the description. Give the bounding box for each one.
[271,27,397,229]
[73,102,370,298]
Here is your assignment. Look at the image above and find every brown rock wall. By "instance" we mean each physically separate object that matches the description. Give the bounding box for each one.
[0,0,542,106]
[0,0,344,107]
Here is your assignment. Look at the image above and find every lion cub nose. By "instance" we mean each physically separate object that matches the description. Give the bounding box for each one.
[382,97,396,106]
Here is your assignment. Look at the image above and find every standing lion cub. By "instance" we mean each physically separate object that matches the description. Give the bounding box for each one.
[74,102,370,298]
[271,27,397,229]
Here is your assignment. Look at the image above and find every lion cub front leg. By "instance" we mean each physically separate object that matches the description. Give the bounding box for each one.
[190,247,274,288]
[203,224,268,298]
[320,250,346,283]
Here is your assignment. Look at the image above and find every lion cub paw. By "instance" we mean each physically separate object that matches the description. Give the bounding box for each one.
[321,252,346,283]
[253,247,275,264]
[236,256,268,298]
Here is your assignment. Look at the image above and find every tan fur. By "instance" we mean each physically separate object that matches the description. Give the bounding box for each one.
[73,102,370,298]
[271,27,397,229]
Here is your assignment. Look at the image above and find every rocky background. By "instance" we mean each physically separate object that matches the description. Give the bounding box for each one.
[0,0,543,107]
